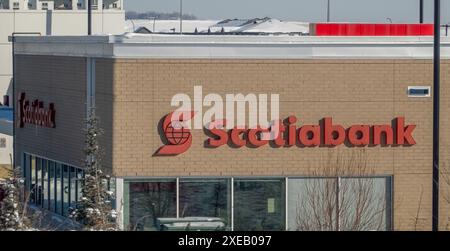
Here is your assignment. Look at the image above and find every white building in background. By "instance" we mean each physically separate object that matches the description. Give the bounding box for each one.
[0,0,125,164]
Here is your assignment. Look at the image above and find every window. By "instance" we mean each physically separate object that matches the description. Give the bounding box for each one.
[124,176,392,231]
[36,158,43,206]
[233,179,286,231]
[30,156,36,204]
[70,167,77,210]
[287,177,392,231]
[339,177,392,231]
[109,177,116,208]
[125,180,177,231]
[63,165,70,216]
[48,161,55,212]
[13,2,19,10]
[42,2,48,10]
[23,153,84,217]
[55,163,62,215]
[24,154,30,192]
[76,169,84,203]
[42,159,49,210]
[112,3,118,8]
[288,178,337,231]
[408,86,430,97]
[179,179,230,230]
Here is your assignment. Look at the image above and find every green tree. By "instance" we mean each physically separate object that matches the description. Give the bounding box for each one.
[69,110,117,231]
[0,168,27,231]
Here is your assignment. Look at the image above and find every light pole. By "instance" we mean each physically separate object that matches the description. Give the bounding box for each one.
[152,17,156,32]
[145,16,157,32]
[420,0,424,23]
[180,0,183,34]
[326,0,330,22]
[432,0,440,232]
[88,0,92,35]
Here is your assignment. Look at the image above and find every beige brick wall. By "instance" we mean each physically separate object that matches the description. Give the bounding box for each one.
[15,56,450,230]
[109,59,450,231]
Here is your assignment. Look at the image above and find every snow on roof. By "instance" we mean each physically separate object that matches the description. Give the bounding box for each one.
[126,18,309,35]
[125,19,218,33]
[233,19,309,34]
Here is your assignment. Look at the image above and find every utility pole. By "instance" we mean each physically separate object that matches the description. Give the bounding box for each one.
[432,0,440,232]
[420,0,424,23]
[327,0,330,22]
[88,0,92,35]
[180,0,183,34]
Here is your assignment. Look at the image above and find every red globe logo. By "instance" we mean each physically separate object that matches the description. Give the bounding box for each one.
[165,120,191,145]
[155,111,195,156]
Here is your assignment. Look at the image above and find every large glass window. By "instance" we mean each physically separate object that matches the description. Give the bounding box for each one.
[42,159,49,210]
[70,167,77,209]
[55,163,62,215]
[24,154,30,192]
[233,179,286,231]
[126,180,177,231]
[63,165,70,216]
[288,178,337,231]
[110,177,116,208]
[36,157,42,206]
[48,161,55,212]
[339,177,392,231]
[287,177,392,231]
[76,169,84,203]
[179,179,231,230]
[23,153,84,218]
[30,156,36,204]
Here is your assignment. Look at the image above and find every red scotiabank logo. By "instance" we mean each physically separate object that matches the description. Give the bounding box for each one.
[155,111,196,156]
[155,112,416,156]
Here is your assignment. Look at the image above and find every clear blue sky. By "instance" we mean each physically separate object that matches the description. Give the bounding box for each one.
[124,0,450,23]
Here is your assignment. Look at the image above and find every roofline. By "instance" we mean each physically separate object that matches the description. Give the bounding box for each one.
[10,34,450,59]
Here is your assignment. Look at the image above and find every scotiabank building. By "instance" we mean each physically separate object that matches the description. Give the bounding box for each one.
[12,34,450,231]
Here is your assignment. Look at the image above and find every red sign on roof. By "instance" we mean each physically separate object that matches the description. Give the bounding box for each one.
[311,23,434,36]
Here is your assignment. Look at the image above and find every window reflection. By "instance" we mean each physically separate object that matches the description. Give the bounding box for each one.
[55,164,62,215]
[233,179,286,231]
[48,162,55,212]
[339,177,391,231]
[23,153,85,218]
[179,179,230,230]
[30,156,36,204]
[288,177,392,231]
[127,180,177,231]
[63,165,70,216]
[288,178,337,231]
[70,167,77,209]
[42,159,49,210]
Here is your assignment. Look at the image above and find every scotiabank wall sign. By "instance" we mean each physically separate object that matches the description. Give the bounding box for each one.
[18,93,56,128]
[155,112,416,156]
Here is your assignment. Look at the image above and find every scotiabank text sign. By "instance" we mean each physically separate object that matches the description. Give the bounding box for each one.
[155,112,416,156]
[18,92,56,128]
